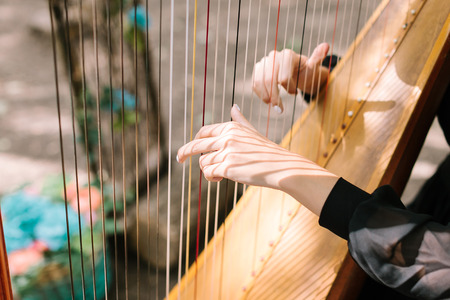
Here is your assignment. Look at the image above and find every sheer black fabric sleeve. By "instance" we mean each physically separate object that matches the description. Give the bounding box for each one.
[319,178,450,299]
[437,85,450,146]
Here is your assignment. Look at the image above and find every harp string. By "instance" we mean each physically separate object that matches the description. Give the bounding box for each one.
[222,0,245,297]
[328,0,359,146]
[271,0,292,144]
[216,0,235,297]
[193,0,212,298]
[61,0,88,297]
[132,2,140,298]
[221,0,233,123]
[76,0,98,294]
[119,0,129,297]
[248,0,263,126]
[59,0,392,297]
[205,0,224,297]
[256,0,272,134]
[239,0,256,195]
[48,1,75,298]
[210,181,221,298]
[315,0,340,161]
[341,0,360,125]
[229,0,244,296]
[246,0,286,289]
[231,0,243,109]
[144,0,152,298]
[274,0,292,231]
[202,8,225,284]
[241,0,254,113]
[305,0,330,156]
[378,0,391,68]
[288,0,310,152]
[203,180,211,298]
[205,1,224,295]
[177,0,190,297]
[45,1,414,298]
[167,0,175,297]
[276,0,296,240]
[156,0,163,298]
[104,0,120,298]
[91,0,109,297]
[328,0,349,134]
[185,0,199,284]
[265,0,282,138]
[357,2,372,81]
[338,0,380,139]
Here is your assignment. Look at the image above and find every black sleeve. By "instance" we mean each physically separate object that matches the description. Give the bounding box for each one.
[437,85,450,146]
[319,178,450,299]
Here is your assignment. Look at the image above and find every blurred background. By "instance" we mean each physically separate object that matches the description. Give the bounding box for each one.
[0,0,448,299]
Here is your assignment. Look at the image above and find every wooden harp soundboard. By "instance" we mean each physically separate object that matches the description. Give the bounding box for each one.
[170,0,450,299]
[0,0,449,299]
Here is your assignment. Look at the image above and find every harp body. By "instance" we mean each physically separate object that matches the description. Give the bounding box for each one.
[170,0,450,299]
[0,0,449,299]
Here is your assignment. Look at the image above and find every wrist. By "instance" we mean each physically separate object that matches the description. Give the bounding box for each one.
[276,156,339,216]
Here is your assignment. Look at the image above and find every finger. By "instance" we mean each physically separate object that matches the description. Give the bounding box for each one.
[230,104,255,130]
[272,96,284,113]
[194,123,228,140]
[202,159,246,184]
[177,136,221,163]
[199,150,224,169]
[264,52,282,108]
[202,163,224,182]
[280,50,300,94]
[252,60,271,104]
[306,43,329,69]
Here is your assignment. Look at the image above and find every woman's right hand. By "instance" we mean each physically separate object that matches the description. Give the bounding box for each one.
[252,43,330,113]
[177,105,339,215]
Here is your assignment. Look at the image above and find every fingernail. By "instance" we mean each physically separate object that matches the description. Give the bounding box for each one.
[274,105,282,114]
[176,155,180,163]
[234,104,241,112]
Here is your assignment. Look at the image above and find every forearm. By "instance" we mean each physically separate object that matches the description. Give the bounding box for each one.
[271,153,339,216]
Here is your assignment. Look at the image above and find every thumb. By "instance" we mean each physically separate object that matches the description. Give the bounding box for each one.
[230,104,254,130]
[306,43,329,69]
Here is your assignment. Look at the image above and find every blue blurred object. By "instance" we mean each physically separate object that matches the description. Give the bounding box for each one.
[1,192,80,253]
[127,5,152,32]
[112,88,137,111]
[2,180,111,300]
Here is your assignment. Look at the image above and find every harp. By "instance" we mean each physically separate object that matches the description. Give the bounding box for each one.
[0,0,449,299]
